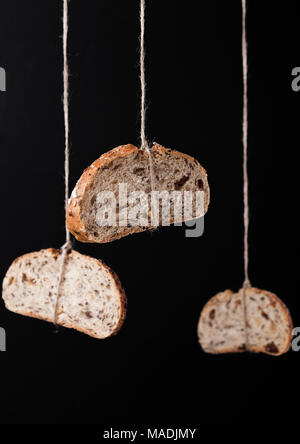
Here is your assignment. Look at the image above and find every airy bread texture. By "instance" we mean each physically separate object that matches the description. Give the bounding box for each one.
[2,249,127,339]
[198,287,292,356]
[67,143,210,243]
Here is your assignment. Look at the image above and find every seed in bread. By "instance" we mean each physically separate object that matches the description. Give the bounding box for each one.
[2,248,127,339]
[198,287,292,356]
[67,143,210,243]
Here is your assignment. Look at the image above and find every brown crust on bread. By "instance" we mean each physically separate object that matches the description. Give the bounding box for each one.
[2,248,127,340]
[100,262,127,336]
[66,143,210,243]
[67,145,139,242]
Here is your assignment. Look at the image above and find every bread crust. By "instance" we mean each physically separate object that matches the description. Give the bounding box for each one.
[2,248,127,339]
[198,287,293,356]
[66,143,210,243]
[67,145,139,242]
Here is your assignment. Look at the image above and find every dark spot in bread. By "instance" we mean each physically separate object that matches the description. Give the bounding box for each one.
[197,179,204,190]
[50,249,60,260]
[93,232,99,237]
[238,343,246,351]
[261,311,269,320]
[209,309,215,320]
[133,167,145,176]
[8,276,14,286]
[22,273,27,282]
[174,175,190,190]
[265,342,279,354]
[90,195,96,205]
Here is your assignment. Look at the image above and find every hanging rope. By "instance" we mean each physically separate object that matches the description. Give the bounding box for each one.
[241,0,250,349]
[54,0,72,324]
[140,0,155,192]
[242,0,250,290]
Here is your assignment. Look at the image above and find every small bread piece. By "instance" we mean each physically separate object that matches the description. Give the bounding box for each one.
[67,143,210,243]
[198,287,293,356]
[2,249,127,339]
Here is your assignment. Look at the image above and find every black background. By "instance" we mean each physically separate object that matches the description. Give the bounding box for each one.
[0,0,299,426]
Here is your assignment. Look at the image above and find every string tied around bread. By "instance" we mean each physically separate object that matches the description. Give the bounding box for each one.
[139,0,155,193]
[54,0,73,326]
[197,0,293,356]
[241,0,251,348]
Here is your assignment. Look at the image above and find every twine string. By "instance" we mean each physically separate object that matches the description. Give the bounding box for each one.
[140,0,147,151]
[241,0,250,349]
[63,0,72,251]
[242,0,250,290]
[54,0,72,325]
[140,0,155,192]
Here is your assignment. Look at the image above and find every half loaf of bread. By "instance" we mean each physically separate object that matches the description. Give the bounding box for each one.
[198,287,292,356]
[67,143,210,243]
[2,248,127,339]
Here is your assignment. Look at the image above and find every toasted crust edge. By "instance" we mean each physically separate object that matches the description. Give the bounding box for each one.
[66,143,210,243]
[2,248,127,339]
[67,144,139,242]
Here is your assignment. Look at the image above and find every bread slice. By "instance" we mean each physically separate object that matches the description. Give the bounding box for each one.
[2,249,127,339]
[67,143,210,243]
[198,287,293,356]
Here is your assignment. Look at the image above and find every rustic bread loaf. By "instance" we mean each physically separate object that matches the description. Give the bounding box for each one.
[2,249,127,339]
[67,143,210,243]
[198,287,292,356]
